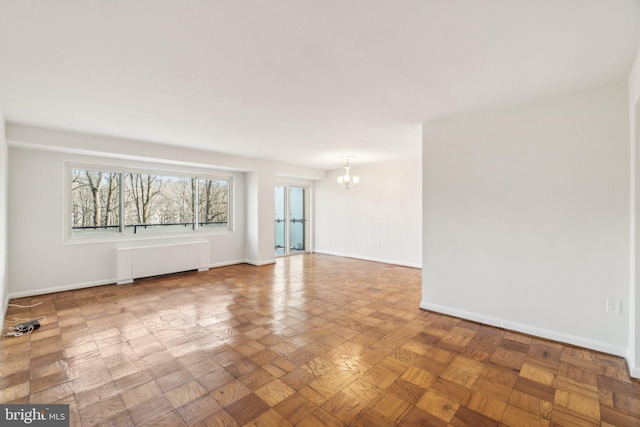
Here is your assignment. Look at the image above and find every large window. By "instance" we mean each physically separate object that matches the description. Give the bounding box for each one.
[70,167,231,236]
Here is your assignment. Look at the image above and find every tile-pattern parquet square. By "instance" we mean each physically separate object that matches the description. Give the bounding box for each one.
[1,254,639,426]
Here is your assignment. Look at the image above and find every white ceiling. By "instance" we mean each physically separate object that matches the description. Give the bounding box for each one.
[1,1,639,170]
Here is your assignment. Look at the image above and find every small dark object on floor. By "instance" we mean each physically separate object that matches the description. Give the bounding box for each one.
[14,319,40,334]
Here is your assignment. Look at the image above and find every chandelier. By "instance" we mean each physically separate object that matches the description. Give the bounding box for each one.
[337,158,359,189]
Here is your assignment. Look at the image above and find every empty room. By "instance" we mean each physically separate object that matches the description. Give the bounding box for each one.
[1,1,640,426]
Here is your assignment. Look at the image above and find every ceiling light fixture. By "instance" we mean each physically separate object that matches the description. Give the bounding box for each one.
[337,158,359,190]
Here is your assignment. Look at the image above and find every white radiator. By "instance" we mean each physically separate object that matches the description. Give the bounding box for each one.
[116,241,210,284]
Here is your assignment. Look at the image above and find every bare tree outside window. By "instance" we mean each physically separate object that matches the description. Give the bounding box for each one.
[124,173,195,234]
[71,170,120,233]
[70,167,230,236]
[199,179,228,228]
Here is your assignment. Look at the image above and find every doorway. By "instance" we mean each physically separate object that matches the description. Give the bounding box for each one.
[275,185,307,255]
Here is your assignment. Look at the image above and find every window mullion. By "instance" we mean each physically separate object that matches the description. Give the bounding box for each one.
[119,173,125,234]
[193,178,199,231]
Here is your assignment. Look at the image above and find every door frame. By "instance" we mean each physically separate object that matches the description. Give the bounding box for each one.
[275,182,312,257]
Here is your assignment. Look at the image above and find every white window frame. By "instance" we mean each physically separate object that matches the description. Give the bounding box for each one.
[65,162,234,243]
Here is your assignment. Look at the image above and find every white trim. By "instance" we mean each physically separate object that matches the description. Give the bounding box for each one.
[420,301,628,358]
[314,249,422,269]
[627,348,640,378]
[209,259,247,268]
[244,258,276,266]
[8,279,117,300]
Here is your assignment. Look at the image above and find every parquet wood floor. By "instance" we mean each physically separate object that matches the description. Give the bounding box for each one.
[1,254,639,426]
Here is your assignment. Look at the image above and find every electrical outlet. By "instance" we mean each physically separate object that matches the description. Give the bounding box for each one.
[606,299,621,315]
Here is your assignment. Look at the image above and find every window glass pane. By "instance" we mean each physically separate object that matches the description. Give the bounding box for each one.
[124,173,194,234]
[71,170,120,234]
[198,178,229,229]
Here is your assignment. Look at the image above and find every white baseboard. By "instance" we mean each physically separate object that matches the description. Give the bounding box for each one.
[313,249,422,269]
[630,363,640,379]
[627,349,640,379]
[8,279,117,300]
[209,259,246,268]
[420,301,627,358]
[243,258,276,266]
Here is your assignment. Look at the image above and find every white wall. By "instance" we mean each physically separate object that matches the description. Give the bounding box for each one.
[8,147,246,296]
[628,46,640,377]
[422,82,629,356]
[6,124,324,298]
[314,157,422,268]
[0,108,7,316]
[244,169,276,265]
